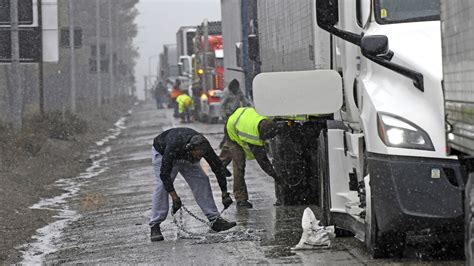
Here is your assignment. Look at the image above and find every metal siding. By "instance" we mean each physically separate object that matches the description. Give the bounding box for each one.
[257,0,329,73]
[221,0,245,88]
[442,0,474,153]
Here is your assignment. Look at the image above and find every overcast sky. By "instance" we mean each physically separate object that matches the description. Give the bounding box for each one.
[134,0,221,99]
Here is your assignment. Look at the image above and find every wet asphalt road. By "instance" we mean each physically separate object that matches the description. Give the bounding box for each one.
[22,102,464,264]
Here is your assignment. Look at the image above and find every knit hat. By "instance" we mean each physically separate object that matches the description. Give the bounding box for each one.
[186,134,209,150]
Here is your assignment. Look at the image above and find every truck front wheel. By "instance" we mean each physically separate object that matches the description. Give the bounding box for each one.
[365,157,406,258]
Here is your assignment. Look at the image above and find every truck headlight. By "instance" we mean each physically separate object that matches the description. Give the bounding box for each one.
[377,113,434,151]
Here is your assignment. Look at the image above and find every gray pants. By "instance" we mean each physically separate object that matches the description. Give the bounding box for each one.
[149,147,219,227]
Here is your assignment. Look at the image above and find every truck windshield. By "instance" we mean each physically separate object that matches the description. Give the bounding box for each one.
[216,58,224,68]
[180,58,191,74]
[374,0,440,24]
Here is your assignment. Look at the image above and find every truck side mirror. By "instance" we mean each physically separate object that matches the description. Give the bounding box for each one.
[356,0,372,28]
[235,42,243,68]
[316,0,339,29]
[248,34,259,61]
[253,70,343,116]
[361,35,389,57]
[316,0,361,46]
[178,62,183,76]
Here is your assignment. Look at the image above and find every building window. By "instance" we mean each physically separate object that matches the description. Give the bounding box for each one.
[100,44,106,57]
[101,59,109,73]
[91,45,97,57]
[60,28,83,48]
[0,0,33,25]
[89,58,97,73]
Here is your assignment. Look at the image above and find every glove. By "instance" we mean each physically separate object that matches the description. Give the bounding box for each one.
[172,196,182,215]
[222,192,233,210]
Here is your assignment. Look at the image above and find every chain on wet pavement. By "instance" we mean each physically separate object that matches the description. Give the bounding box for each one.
[171,205,263,243]
[171,204,226,238]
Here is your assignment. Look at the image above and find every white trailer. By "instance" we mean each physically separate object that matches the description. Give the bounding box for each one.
[162,44,178,90]
[220,0,245,90]
[441,0,474,262]
[254,0,463,259]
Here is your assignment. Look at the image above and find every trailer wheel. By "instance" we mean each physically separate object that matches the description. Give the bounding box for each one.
[200,114,209,123]
[466,174,474,264]
[271,123,320,205]
[365,164,406,258]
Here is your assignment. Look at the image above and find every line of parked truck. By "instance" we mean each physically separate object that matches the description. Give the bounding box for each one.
[157,21,225,123]
[158,0,473,261]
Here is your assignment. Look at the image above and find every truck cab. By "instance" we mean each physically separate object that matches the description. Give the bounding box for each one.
[253,0,464,258]
[195,34,225,123]
[178,55,193,94]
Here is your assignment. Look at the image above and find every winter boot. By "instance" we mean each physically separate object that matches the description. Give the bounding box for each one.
[150,224,164,242]
[236,200,253,209]
[211,217,237,232]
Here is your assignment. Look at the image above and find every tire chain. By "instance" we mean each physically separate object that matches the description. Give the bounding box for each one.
[171,203,227,239]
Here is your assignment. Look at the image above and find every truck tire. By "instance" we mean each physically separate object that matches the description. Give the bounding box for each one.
[272,123,320,205]
[466,174,474,264]
[365,152,406,258]
[365,200,406,258]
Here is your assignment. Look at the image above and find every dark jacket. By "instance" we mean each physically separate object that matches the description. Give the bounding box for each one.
[153,127,228,193]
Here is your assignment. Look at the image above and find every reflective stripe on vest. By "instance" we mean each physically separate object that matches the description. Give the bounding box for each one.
[227,107,267,160]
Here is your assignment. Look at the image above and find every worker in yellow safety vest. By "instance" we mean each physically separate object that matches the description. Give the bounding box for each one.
[176,92,194,123]
[219,107,283,208]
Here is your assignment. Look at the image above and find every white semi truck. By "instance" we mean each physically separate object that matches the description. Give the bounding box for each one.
[176,26,196,94]
[441,0,474,263]
[253,0,463,258]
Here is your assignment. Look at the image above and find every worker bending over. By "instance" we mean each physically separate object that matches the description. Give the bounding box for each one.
[176,92,194,123]
[150,127,236,242]
[219,107,282,208]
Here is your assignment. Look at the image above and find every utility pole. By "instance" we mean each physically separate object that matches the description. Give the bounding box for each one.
[38,0,44,116]
[10,0,22,130]
[144,76,148,99]
[108,0,114,100]
[202,19,209,93]
[68,0,76,112]
[241,0,252,98]
[96,0,102,106]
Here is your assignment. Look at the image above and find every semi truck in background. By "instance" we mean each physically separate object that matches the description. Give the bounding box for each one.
[220,0,260,98]
[158,44,179,92]
[252,0,464,259]
[193,21,225,123]
[173,22,224,123]
[441,0,474,262]
[177,26,197,94]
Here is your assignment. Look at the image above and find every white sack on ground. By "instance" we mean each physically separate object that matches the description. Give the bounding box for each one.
[292,207,335,250]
